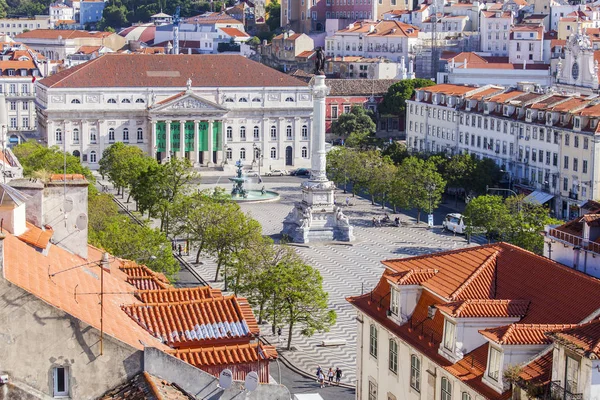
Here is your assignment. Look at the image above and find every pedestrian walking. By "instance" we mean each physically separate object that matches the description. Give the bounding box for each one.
[318,370,325,388]
[277,327,282,343]
[327,368,334,385]
[345,197,350,207]
[171,241,176,251]
[335,367,342,385]
[315,365,322,383]
[178,244,182,256]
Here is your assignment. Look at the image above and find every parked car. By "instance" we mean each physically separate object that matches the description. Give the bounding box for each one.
[291,168,310,176]
[442,213,466,234]
[244,170,260,177]
[266,169,288,176]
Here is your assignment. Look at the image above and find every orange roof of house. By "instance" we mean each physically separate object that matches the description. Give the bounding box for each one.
[467,87,504,100]
[519,351,553,385]
[348,243,600,399]
[119,261,171,290]
[75,45,102,54]
[487,90,525,102]
[437,299,530,318]
[169,343,277,367]
[220,27,248,37]
[15,29,113,40]
[122,296,259,346]
[479,323,577,345]
[549,319,600,358]
[337,20,419,37]
[2,233,169,351]
[422,83,476,96]
[17,222,52,250]
[136,286,223,304]
[450,51,489,64]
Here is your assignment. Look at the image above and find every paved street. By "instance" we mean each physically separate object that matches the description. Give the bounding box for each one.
[181,176,484,387]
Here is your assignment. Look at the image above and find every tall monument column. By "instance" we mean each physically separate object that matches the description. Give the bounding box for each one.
[282,52,354,243]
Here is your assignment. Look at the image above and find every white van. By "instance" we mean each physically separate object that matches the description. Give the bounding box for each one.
[442,213,466,234]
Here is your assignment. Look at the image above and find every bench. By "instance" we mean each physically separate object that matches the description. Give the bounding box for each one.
[321,339,347,347]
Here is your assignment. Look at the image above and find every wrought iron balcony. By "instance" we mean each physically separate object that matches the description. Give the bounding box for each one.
[568,191,578,200]
[549,381,583,400]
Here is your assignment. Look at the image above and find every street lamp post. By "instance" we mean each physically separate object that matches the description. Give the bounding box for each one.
[426,182,436,228]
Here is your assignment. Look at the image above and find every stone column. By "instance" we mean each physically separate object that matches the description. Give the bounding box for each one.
[47,119,54,146]
[293,116,301,168]
[215,121,223,165]
[276,117,284,170]
[80,119,87,158]
[165,120,172,162]
[207,120,214,166]
[179,120,185,159]
[193,120,200,167]
[311,74,329,181]
[150,120,157,160]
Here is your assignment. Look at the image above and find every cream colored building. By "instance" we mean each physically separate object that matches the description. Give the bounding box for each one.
[406,82,600,219]
[0,16,51,37]
[36,53,313,171]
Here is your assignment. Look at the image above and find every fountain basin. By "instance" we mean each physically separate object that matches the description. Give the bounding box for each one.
[228,189,280,202]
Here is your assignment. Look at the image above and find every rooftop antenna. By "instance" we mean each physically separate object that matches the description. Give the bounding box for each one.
[217,369,233,389]
[173,6,181,55]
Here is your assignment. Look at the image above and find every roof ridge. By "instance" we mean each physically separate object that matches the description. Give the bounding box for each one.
[450,250,499,300]
[382,243,500,268]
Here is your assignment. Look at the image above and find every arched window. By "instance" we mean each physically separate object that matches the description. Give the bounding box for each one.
[55,128,62,143]
[286,125,292,139]
[89,150,97,163]
[441,377,452,400]
[461,393,471,400]
[302,125,308,139]
[253,126,259,139]
[301,146,308,158]
[72,128,79,143]
[123,128,129,142]
[90,128,97,143]
[108,128,115,142]
[252,97,261,102]
[270,125,277,140]
[240,126,246,140]
[270,147,277,159]
[72,150,80,159]
[369,324,378,358]
[239,97,248,102]
[225,97,234,102]
[389,340,398,374]
[285,97,295,102]
[226,148,233,160]
[410,355,421,391]
[121,98,131,103]
[107,98,116,104]
[226,126,233,139]
[71,99,80,104]
[135,98,145,103]
[137,128,143,142]
[240,148,246,160]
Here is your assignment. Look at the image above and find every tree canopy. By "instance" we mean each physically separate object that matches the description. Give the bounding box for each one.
[378,78,436,116]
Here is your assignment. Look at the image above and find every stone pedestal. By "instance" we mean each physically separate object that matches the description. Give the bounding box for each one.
[281,74,354,244]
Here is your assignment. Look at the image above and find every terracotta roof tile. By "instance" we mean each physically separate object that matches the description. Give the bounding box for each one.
[479,323,577,345]
[17,222,52,250]
[3,234,169,351]
[39,54,307,89]
[121,295,259,346]
[421,83,477,96]
[326,78,398,96]
[389,268,438,285]
[548,319,600,358]
[220,27,249,37]
[437,299,530,318]
[136,286,222,304]
[15,29,113,40]
[519,351,553,385]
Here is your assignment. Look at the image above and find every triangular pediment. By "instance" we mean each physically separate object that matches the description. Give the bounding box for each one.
[150,91,227,113]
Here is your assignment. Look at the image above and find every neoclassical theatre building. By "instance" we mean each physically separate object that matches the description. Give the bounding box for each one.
[36,53,313,170]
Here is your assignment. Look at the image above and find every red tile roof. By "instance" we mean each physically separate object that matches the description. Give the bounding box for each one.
[479,323,577,345]
[549,319,600,358]
[39,54,307,89]
[170,343,277,367]
[519,351,554,385]
[136,286,223,304]
[220,27,249,37]
[122,296,259,346]
[437,299,530,318]
[15,29,114,40]
[17,222,53,250]
[119,261,171,290]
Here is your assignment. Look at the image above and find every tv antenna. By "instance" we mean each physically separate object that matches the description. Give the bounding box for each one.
[217,369,233,390]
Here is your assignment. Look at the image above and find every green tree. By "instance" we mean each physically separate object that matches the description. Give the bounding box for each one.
[381,141,409,165]
[330,106,376,145]
[326,146,363,195]
[463,195,510,243]
[470,157,504,195]
[361,150,395,205]
[378,78,436,116]
[504,196,561,254]
[98,1,128,31]
[443,153,476,205]
[276,260,336,350]
[391,157,446,222]
[265,0,280,31]
[99,143,156,200]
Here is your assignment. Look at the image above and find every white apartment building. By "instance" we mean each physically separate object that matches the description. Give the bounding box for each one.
[0,16,51,37]
[348,242,600,400]
[36,54,313,171]
[480,11,512,55]
[325,20,419,62]
[406,83,600,219]
[49,2,75,27]
[509,25,545,64]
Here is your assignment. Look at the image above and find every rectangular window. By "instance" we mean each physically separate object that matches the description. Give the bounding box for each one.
[564,177,569,191]
[10,117,16,128]
[22,101,28,110]
[574,135,579,148]
[9,101,15,111]
[564,156,569,169]
[53,367,69,397]
[553,153,558,166]
[368,381,377,400]
[389,288,399,315]
[574,158,578,172]
[444,320,455,351]
[389,340,398,374]
[410,355,421,392]
[565,134,570,146]
[331,105,338,119]
[565,356,580,394]
[583,160,588,174]
[584,137,589,149]
[343,105,351,114]
[22,117,28,128]
[488,347,502,381]
[369,325,378,358]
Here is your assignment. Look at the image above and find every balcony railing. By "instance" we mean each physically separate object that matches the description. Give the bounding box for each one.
[548,229,583,247]
[549,381,582,400]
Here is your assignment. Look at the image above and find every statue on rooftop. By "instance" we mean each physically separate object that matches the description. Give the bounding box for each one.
[314,47,325,75]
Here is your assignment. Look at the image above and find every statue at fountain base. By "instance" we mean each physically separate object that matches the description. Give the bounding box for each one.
[282,181,354,244]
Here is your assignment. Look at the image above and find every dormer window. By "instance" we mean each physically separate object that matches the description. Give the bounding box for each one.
[503,106,509,116]
[487,346,502,382]
[538,111,544,120]
[443,319,456,351]
[574,117,581,128]
[389,287,399,315]
[526,110,531,120]
[547,113,553,125]
[565,356,580,394]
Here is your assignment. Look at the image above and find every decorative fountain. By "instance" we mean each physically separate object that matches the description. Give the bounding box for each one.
[227,160,279,202]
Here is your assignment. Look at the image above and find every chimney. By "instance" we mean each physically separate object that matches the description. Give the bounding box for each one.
[100,252,110,273]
